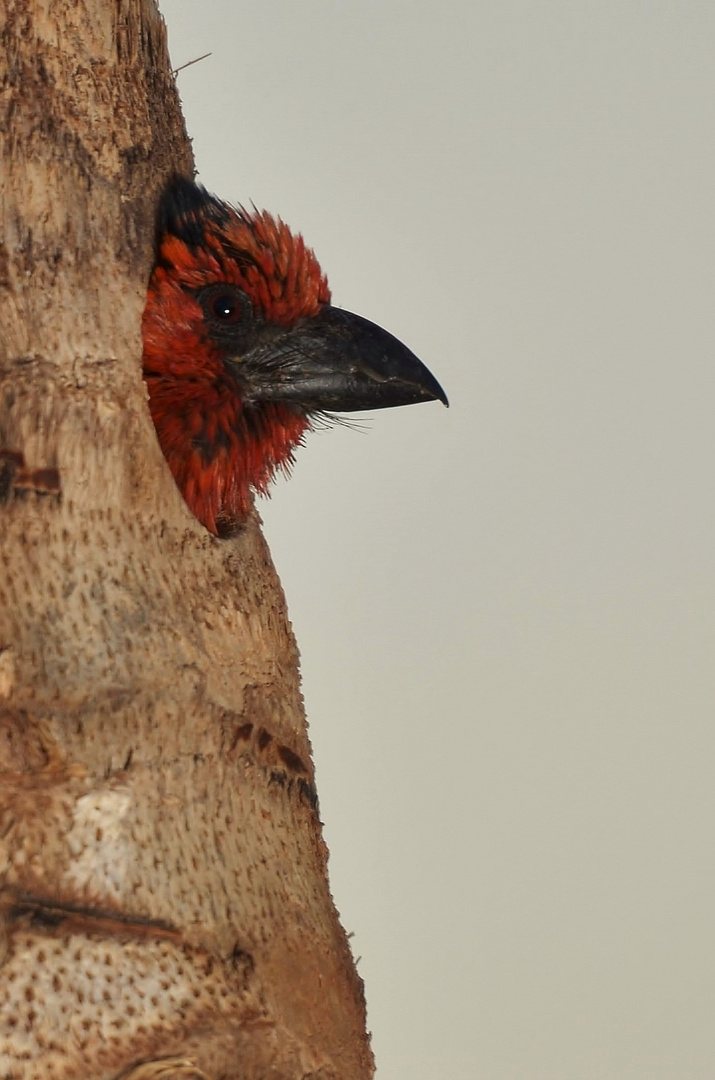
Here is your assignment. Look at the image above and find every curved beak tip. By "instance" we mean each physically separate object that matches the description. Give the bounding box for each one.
[412,371,449,409]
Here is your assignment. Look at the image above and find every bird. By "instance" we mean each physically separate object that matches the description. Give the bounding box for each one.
[142,177,447,536]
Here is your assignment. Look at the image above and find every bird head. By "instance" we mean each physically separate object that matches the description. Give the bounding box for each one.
[142,177,447,536]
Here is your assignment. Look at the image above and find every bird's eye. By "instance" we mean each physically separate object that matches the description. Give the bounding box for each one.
[209,293,242,322]
[197,285,254,342]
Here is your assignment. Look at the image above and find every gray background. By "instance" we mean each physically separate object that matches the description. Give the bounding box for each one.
[159,3,715,1077]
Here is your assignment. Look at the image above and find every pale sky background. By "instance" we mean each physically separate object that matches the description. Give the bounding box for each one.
[159,3,715,1077]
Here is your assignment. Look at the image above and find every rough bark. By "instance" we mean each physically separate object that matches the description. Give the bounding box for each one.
[0,2,372,1077]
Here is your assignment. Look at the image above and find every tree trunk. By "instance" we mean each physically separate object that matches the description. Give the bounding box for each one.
[0,2,372,1077]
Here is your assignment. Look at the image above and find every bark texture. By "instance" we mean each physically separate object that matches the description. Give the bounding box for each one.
[0,2,372,1077]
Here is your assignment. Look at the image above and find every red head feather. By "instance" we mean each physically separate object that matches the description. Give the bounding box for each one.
[142,181,330,535]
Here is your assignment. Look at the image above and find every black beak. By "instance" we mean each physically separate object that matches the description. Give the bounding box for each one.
[235,306,448,412]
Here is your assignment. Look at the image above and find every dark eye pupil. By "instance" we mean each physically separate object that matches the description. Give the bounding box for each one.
[212,295,238,320]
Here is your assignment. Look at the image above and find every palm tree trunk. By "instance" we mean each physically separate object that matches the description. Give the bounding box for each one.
[0,1,372,1076]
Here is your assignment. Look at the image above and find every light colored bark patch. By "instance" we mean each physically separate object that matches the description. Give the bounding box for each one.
[66,788,133,899]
